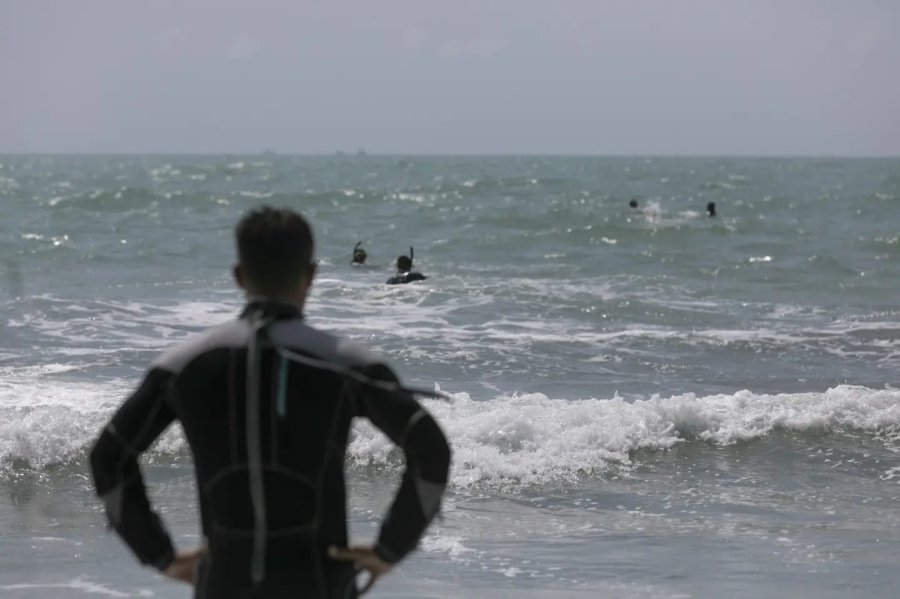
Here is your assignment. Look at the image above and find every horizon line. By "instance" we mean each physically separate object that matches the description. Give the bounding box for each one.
[1,151,899,159]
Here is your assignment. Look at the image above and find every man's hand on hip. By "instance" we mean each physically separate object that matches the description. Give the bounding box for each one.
[163,547,207,585]
[329,545,394,596]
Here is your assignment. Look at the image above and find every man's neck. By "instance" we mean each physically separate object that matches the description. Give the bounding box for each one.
[245,294,306,310]
[242,296,305,320]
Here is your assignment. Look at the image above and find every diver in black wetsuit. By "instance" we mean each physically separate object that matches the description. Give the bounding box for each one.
[386,247,427,285]
[351,242,367,265]
[90,207,451,599]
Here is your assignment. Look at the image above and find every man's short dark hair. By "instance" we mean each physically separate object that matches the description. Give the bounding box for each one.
[236,206,314,296]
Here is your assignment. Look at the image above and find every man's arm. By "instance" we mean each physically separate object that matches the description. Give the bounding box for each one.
[356,364,451,563]
[89,368,178,571]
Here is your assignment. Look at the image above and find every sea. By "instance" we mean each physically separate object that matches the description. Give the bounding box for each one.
[0,155,898,598]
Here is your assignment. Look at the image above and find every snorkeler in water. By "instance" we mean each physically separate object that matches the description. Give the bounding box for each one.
[386,247,427,285]
[351,242,367,265]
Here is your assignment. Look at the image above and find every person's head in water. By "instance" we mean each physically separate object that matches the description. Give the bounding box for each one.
[396,255,412,272]
[352,242,367,265]
[387,247,427,285]
[629,198,639,209]
[706,202,717,217]
[233,206,316,304]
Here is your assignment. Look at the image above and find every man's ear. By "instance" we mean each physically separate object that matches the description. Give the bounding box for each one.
[233,264,246,290]
[305,262,317,288]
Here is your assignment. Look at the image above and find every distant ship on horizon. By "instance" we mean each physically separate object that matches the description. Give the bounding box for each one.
[335,148,368,157]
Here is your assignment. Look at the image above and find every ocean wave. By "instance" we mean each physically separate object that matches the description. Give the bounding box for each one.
[2,380,897,488]
[0,378,130,471]
[7,295,237,349]
[350,385,900,488]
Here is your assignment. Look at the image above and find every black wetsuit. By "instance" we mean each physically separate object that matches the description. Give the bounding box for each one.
[385,272,427,285]
[90,301,451,599]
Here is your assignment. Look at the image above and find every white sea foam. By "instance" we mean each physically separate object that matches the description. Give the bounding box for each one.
[3,377,897,482]
[14,288,900,385]
[4,295,899,479]
[0,578,151,597]
[8,296,237,349]
[0,175,20,192]
[0,378,128,470]
[420,534,475,560]
[313,277,888,360]
[351,385,900,488]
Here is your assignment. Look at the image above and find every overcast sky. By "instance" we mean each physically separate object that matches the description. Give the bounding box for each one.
[2,0,898,155]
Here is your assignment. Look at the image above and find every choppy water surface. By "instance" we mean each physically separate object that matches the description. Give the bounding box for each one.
[1,155,898,597]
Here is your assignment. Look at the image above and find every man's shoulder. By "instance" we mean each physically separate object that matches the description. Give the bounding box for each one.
[268,320,385,370]
[149,317,391,375]
[151,318,249,374]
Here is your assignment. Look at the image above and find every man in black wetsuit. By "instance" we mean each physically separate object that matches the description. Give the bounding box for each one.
[386,249,427,285]
[90,207,451,598]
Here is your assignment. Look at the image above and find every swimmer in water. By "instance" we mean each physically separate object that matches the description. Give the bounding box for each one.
[629,198,639,209]
[707,202,717,217]
[351,241,367,265]
[386,247,427,285]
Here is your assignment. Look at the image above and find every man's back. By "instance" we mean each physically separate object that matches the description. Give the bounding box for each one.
[91,300,451,598]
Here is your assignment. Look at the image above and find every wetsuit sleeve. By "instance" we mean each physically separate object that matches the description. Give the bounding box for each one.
[89,368,177,571]
[356,364,451,563]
